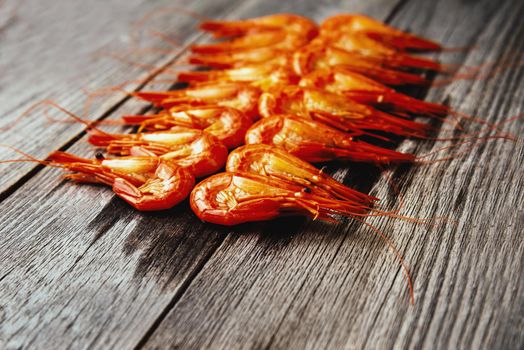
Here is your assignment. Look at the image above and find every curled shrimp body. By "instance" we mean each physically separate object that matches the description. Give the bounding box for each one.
[135,82,261,120]
[87,127,228,178]
[299,69,448,117]
[49,152,195,211]
[258,86,430,138]
[178,64,297,91]
[226,144,376,205]
[190,171,370,226]
[192,14,318,54]
[123,106,252,149]
[320,14,441,52]
[292,44,429,86]
[245,114,415,164]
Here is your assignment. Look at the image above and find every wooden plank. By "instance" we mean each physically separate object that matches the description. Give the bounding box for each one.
[142,0,524,349]
[0,0,234,194]
[0,0,405,349]
[0,0,259,349]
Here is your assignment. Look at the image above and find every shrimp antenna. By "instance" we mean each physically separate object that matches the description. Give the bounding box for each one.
[417,133,516,164]
[438,44,478,53]
[0,99,113,135]
[0,143,61,168]
[432,51,524,86]
[93,51,186,77]
[129,6,212,49]
[147,29,183,48]
[352,216,415,304]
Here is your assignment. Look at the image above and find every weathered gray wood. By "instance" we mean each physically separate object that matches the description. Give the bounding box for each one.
[142,0,524,349]
[0,0,408,349]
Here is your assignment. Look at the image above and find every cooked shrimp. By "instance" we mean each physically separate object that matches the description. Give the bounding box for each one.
[49,151,195,211]
[135,82,261,120]
[87,127,228,178]
[177,64,297,91]
[299,68,448,117]
[258,86,431,138]
[292,44,429,86]
[191,171,368,226]
[226,144,376,204]
[122,106,252,149]
[245,114,416,164]
[320,14,441,52]
[192,14,318,53]
[189,47,291,68]
[199,13,318,39]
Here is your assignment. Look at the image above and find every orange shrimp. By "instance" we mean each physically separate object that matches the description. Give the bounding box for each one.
[299,68,448,117]
[177,64,297,91]
[245,114,415,164]
[134,82,261,120]
[191,31,309,55]
[258,86,431,138]
[199,13,318,39]
[226,144,376,205]
[292,44,429,86]
[122,106,252,149]
[49,151,195,211]
[192,14,318,53]
[189,47,291,68]
[320,14,441,52]
[191,171,369,226]
[87,127,228,178]
[312,36,442,72]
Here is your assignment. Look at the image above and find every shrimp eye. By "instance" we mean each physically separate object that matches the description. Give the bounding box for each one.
[302,187,312,194]
[95,152,105,160]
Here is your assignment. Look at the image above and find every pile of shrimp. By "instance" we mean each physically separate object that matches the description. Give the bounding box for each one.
[5,13,515,303]
[10,13,503,223]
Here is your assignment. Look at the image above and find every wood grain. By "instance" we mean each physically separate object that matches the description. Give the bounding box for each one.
[142,0,524,349]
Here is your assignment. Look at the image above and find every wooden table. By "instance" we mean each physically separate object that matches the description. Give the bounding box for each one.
[0,0,522,349]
